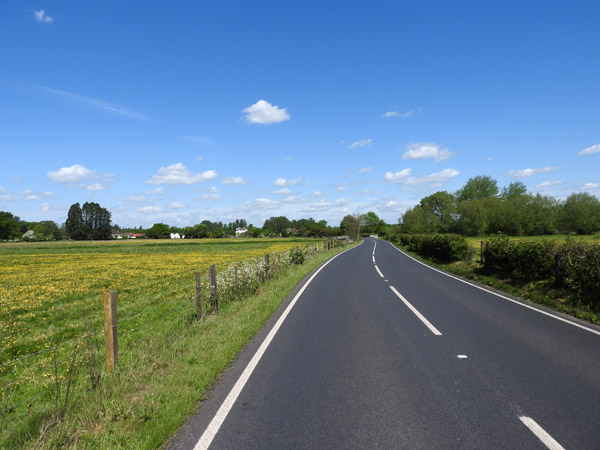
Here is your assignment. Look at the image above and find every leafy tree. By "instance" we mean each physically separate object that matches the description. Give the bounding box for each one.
[0,211,20,240]
[360,211,386,235]
[263,216,291,236]
[340,215,360,241]
[560,193,600,234]
[500,181,527,200]
[456,175,499,202]
[400,206,438,234]
[146,223,171,239]
[65,203,85,240]
[81,202,112,240]
[418,191,457,233]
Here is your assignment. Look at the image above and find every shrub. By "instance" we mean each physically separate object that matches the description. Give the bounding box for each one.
[394,233,469,262]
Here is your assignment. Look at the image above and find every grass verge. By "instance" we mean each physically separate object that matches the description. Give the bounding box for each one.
[11,244,354,449]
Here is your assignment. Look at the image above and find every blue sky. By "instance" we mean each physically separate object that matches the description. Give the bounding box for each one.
[1,1,599,228]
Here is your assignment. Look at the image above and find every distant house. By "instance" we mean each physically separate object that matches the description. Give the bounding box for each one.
[131,233,145,239]
[235,227,248,237]
[170,232,181,239]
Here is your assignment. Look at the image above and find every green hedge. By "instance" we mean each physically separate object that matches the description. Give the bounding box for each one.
[393,233,469,261]
[482,236,600,309]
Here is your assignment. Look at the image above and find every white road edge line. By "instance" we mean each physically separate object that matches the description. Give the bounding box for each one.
[374,264,384,278]
[193,245,360,450]
[389,286,442,336]
[519,416,565,450]
[387,241,600,337]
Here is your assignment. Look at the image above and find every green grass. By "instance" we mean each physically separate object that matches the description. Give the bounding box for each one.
[1,240,353,449]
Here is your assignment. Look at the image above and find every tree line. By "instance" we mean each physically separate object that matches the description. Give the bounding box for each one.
[399,175,600,236]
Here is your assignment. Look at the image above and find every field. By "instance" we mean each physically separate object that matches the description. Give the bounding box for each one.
[0,238,325,448]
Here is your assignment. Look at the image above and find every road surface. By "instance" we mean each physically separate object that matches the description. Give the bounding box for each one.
[169,238,600,449]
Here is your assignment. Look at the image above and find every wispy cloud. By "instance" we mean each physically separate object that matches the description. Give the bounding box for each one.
[578,144,600,156]
[536,180,563,188]
[146,163,217,185]
[358,167,373,173]
[350,139,372,150]
[381,107,422,119]
[580,182,600,191]
[402,142,453,162]
[183,136,213,146]
[508,167,559,178]
[242,100,290,124]
[273,176,302,186]
[38,86,150,119]
[384,168,459,185]
[33,10,53,23]
[222,176,248,186]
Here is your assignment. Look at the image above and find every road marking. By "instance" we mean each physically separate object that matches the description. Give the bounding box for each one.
[519,416,565,450]
[457,355,468,359]
[387,242,600,337]
[389,286,442,336]
[193,245,359,450]
[372,255,376,263]
[374,264,384,278]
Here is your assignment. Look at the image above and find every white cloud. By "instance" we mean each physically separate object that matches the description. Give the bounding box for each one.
[381,107,422,119]
[240,198,280,211]
[39,86,149,119]
[273,176,302,186]
[222,176,248,186]
[336,185,348,192]
[578,144,600,156]
[349,139,372,150]
[283,195,306,204]
[580,183,600,191]
[41,202,51,212]
[384,168,459,185]
[146,187,165,195]
[508,166,559,178]
[201,193,222,200]
[272,188,291,195]
[169,202,186,209]
[242,100,290,124]
[84,183,106,191]
[405,168,460,185]
[146,163,217,185]
[311,191,324,197]
[384,168,413,184]
[358,167,373,173]
[356,189,378,196]
[536,181,563,188]
[402,143,453,162]
[47,164,95,183]
[138,205,162,213]
[303,201,332,212]
[34,10,53,23]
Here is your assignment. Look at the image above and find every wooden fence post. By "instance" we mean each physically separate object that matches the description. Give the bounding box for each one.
[265,254,270,279]
[209,264,218,313]
[195,271,202,320]
[103,290,118,373]
[480,241,486,265]
[468,243,475,263]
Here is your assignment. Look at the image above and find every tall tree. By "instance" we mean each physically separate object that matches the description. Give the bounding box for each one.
[263,216,291,236]
[340,215,360,241]
[81,202,112,240]
[0,211,20,240]
[561,192,600,234]
[65,203,85,240]
[456,175,499,202]
[500,181,527,200]
[419,191,457,233]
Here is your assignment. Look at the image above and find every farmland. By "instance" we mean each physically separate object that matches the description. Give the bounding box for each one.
[0,237,330,448]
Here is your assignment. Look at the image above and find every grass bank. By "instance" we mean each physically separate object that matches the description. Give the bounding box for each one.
[6,242,353,449]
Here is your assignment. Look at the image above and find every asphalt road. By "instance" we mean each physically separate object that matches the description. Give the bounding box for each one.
[169,238,600,449]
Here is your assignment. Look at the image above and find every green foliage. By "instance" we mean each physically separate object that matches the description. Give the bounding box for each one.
[290,247,305,265]
[455,175,499,202]
[65,202,112,240]
[556,241,600,307]
[340,215,360,241]
[146,223,171,239]
[393,233,469,261]
[0,211,20,240]
[560,192,600,234]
